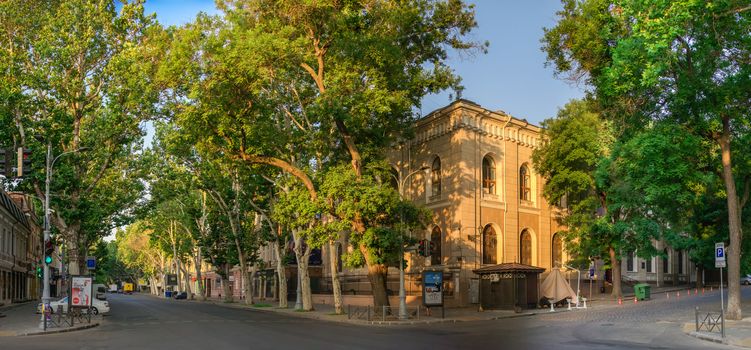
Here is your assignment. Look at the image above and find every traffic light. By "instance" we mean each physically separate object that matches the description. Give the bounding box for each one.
[428,241,436,256]
[0,148,8,177]
[417,239,432,257]
[36,266,42,278]
[18,148,31,177]
[44,239,54,265]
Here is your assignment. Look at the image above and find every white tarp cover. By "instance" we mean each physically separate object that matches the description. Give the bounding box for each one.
[541,268,577,303]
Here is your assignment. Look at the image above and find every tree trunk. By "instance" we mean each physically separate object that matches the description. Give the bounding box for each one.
[695,265,703,288]
[245,265,256,305]
[361,244,390,308]
[179,262,192,297]
[274,241,288,308]
[292,231,313,311]
[718,124,742,320]
[222,265,233,303]
[609,247,622,299]
[194,247,205,301]
[328,242,343,314]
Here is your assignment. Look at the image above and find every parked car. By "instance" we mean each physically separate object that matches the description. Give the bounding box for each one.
[93,284,107,300]
[173,292,188,300]
[741,275,751,285]
[37,296,110,315]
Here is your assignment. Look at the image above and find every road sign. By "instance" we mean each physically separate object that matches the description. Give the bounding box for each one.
[86,256,96,270]
[715,242,726,268]
[166,274,178,286]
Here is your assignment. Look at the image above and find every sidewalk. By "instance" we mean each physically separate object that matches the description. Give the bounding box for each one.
[684,295,751,348]
[172,294,594,326]
[0,301,101,336]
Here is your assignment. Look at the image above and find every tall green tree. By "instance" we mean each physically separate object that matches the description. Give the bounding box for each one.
[543,0,751,319]
[1,0,161,275]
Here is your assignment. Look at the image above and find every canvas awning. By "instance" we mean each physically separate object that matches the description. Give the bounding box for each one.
[540,268,577,303]
[472,262,545,274]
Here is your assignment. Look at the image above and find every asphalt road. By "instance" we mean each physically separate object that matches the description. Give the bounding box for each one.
[1,290,742,350]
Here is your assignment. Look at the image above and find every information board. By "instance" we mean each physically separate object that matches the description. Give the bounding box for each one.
[422,271,443,306]
[70,275,93,308]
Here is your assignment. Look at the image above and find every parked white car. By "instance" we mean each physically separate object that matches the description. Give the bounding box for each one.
[37,296,110,315]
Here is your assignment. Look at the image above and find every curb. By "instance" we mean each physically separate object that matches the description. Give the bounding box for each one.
[22,322,99,336]
[205,300,543,326]
[687,331,726,345]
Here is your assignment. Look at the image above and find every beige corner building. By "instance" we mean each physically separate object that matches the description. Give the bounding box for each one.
[376,99,568,307]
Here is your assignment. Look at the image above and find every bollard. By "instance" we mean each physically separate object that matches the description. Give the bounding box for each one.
[348,305,351,320]
[634,296,638,304]
[383,305,386,322]
[666,292,669,299]
[618,297,622,305]
[417,304,420,320]
[677,291,680,298]
[695,307,699,332]
[550,300,555,312]
[710,286,713,292]
[695,288,698,295]
[702,288,705,295]
[567,299,572,311]
[367,305,371,321]
[583,298,587,309]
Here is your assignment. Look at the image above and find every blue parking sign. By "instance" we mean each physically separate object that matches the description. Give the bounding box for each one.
[716,248,724,258]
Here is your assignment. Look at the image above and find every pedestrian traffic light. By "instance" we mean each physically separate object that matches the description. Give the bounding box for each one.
[44,239,54,265]
[36,266,42,278]
[429,241,436,256]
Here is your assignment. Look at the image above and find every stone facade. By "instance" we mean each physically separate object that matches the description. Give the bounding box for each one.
[0,190,42,305]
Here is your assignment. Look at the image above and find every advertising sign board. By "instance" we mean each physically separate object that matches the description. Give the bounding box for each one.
[70,275,93,308]
[422,271,443,306]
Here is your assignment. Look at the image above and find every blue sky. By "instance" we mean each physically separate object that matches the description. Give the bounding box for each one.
[142,0,584,126]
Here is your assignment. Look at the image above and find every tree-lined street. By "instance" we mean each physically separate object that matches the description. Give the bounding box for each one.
[2,0,751,349]
[2,287,745,349]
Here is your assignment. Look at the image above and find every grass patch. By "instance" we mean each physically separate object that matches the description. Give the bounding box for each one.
[253,303,273,308]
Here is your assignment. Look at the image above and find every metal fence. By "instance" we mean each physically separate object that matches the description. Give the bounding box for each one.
[695,307,725,339]
[347,304,424,321]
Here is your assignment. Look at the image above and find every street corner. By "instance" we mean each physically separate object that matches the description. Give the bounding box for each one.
[22,321,100,337]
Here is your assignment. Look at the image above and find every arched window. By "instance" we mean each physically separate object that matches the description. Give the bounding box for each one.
[520,229,532,265]
[678,250,684,274]
[662,248,669,273]
[520,165,531,201]
[431,157,442,197]
[482,225,497,264]
[482,156,496,194]
[430,227,442,265]
[336,243,343,273]
[552,233,563,268]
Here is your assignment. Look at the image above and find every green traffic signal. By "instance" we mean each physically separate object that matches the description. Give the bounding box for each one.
[36,266,42,278]
[44,255,52,264]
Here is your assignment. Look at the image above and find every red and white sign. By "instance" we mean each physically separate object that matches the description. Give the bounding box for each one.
[70,276,93,308]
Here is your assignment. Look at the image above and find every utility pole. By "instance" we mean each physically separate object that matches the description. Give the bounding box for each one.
[394,166,428,320]
[39,144,88,330]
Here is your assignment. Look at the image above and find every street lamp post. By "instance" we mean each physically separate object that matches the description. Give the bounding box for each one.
[40,144,88,330]
[394,166,429,320]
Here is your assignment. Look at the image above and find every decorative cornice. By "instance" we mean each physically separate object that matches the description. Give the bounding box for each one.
[411,100,542,149]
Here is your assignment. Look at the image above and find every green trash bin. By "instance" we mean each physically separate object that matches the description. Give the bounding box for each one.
[634,283,651,300]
